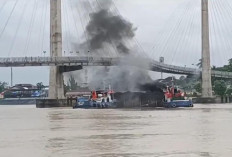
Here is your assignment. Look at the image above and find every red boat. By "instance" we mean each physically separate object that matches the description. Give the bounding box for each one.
[164,85,193,108]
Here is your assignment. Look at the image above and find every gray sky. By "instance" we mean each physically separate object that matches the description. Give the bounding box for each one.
[0,0,232,85]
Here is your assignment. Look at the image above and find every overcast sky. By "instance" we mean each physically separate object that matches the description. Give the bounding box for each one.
[0,0,232,85]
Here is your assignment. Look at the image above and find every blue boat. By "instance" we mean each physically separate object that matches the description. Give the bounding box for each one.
[73,97,117,109]
[164,100,193,108]
[73,97,92,109]
[163,78,194,108]
[73,90,117,109]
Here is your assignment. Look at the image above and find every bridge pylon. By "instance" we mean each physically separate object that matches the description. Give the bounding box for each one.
[49,0,64,99]
[201,0,213,97]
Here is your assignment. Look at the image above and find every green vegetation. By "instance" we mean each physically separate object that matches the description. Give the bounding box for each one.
[196,59,202,68]
[66,75,78,91]
[36,82,45,90]
[213,58,232,72]
[175,75,199,93]
[213,80,227,96]
[175,58,232,97]
[0,82,8,93]
[194,82,202,93]
[64,84,70,95]
[225,87,232,95]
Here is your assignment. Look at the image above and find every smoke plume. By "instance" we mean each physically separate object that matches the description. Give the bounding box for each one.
[69,0,162,92]
[88,66,153,92]
[85,7,136,54]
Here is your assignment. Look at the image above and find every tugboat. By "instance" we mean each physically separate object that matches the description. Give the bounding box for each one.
[73,89,117,109]
[163,78,193,108]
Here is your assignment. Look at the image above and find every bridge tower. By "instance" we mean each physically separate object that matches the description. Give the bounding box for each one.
[201,0,213,97]
[49,0,64,99]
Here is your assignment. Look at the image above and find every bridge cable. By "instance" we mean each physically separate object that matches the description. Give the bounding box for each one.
[211,0,229,65]
[41,0,49,57]
[75,0,92,56]
[93,0,121,57]
[102,0,146,58]
[24,0,38,56]
[154,0,193,61]
[8,0,29,57]
[76,1,89,41]
[0,0,7,16]
[180,2,200,67]
[0,0,19,41]
[176,0,199,66]
[170,1,197,65]
[224,0,232,61]
[38,0,47,57]
[162,0,193,62]
[212,0,226,64]
[167,0,196,65]
[210,0,220,65]
[158,0,193,64]
[92,0,114,57]
[150,0,192,59]
[63,1,72,55]
[216,0,232,62]
[111,0,148,58]
[69,0,82,54]
[149,0,191,60]
[88,0,139,58]
[101,0,122,57]
[215,0,232,64]
[217,0,232,61]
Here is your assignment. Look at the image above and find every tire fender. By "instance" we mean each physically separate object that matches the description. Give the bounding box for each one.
[172,103,177,108]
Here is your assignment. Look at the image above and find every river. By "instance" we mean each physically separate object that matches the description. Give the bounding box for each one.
[0,104,232,157]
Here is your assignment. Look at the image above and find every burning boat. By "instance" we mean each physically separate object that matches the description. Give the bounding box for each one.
[163,86,193,108]
[73,89,117,109]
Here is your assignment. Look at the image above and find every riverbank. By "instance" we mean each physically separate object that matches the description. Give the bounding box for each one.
[0,98,36,105]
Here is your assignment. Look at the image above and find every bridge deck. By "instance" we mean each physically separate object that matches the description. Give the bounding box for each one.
[0,56,232,78]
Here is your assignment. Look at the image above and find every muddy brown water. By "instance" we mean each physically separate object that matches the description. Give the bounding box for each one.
[1,104,232,157]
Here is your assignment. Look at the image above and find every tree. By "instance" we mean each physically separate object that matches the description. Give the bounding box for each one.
[36,82,45,90]
[64,83,71,94]
[213,80,227,96]
[229,58,232,66]
[0,82,8,93]
[225,87,232,96]
[215,58,232,72]
[179,76,186,81]
[212,65,216,70]
[196,59,202,68]
[68,75,78,90]
[194,82,202,93]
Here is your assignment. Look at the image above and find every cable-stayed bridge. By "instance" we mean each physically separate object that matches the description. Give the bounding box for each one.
[1,0,232,99]
[0,56,232,79]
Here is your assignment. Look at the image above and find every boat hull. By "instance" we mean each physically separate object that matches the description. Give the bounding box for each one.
[164,100,193,108]
[73,101,117,109]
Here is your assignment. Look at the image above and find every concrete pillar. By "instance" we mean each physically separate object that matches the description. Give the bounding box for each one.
[201,0,213,97]
[49,0,64,99]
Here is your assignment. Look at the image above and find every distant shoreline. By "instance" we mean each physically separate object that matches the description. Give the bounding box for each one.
[0,98,36,105]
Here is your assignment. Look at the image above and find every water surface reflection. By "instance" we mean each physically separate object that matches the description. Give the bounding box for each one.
[0,104,232,156]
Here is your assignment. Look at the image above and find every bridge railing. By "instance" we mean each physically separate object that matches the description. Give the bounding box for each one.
[151,61,201,75]
[0,56,232,78]
[0,56,120,65]
[212,70,232,78]
[0,56,100,62]
[152,61,232,78]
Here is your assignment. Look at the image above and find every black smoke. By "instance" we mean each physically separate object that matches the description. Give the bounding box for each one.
[78,1,160,93]
[85,9,136,54]
[139,82,165,93]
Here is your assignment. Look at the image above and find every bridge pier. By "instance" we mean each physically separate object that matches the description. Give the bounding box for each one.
[49,67,64,99]
[201,0,213,98]
[49,0,64,99]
